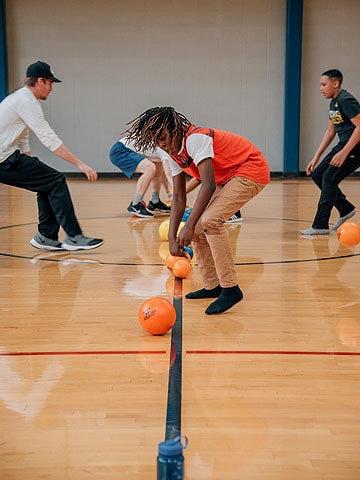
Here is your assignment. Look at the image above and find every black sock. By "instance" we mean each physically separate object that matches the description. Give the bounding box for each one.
[205,285,243,315]
[185,286,222,299]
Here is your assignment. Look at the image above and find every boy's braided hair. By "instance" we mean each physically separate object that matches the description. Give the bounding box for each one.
[125,106,191,152]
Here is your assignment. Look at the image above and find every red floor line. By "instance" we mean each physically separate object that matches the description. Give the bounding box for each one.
[0,350,167,356]
[186,350,360,356]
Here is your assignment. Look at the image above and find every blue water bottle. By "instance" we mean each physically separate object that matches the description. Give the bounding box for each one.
[181,208,192,222]
[157,435,188,480]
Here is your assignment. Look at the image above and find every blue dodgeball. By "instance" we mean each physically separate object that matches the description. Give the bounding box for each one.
[184,246,193,259]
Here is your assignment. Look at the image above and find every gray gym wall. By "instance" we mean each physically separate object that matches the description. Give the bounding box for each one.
[5,0,360,174]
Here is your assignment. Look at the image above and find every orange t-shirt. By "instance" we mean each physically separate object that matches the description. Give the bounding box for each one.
[171,125,270,185]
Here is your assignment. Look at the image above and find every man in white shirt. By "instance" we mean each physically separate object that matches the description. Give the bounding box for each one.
[0,61,103,251]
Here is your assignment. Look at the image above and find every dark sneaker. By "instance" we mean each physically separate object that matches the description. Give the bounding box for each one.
[225,210,243,224]
[127,202,154,218]
[30,232,64,251]
[147,200,171,214]
[62,234,104,251]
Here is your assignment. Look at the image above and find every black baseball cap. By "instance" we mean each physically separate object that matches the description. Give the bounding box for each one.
[26,61,62,82]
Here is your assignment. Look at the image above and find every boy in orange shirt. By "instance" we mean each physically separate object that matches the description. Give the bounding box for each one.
[126,107,270,314]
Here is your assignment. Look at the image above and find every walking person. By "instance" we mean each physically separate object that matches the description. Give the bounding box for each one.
[125,106,270,314]
[0,60,103,251]
[300,69,360,235]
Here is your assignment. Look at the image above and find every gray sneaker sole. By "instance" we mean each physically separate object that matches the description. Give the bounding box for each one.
[61,240,104,251]
[300,229,330,235]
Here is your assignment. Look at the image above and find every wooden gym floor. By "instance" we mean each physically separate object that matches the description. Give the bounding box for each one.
[0,177,359,480]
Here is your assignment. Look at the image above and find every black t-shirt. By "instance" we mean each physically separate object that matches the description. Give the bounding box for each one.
[329,89,360,145]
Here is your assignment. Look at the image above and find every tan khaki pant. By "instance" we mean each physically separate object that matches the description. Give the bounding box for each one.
[192,177,266,288]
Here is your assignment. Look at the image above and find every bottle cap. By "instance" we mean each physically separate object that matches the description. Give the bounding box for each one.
[158,435,188,457]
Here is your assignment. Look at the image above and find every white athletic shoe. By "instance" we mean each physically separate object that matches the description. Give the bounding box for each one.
[225,211,243,224]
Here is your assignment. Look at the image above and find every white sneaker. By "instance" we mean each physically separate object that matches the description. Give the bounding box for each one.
[226,211,243,224]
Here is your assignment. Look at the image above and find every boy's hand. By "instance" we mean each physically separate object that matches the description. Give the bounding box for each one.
[330,150,347,168]
[169,239,187,258]
[306,158,318,175]
[177,224,194,247]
